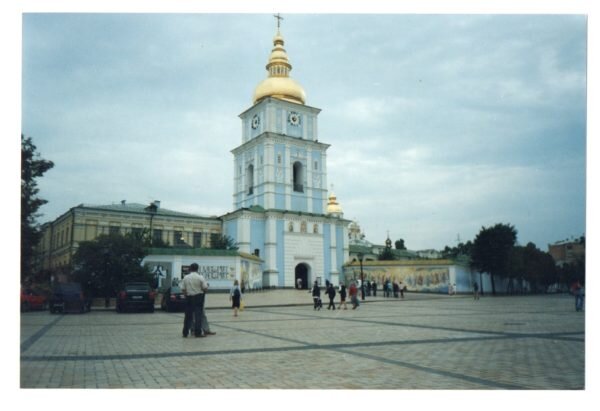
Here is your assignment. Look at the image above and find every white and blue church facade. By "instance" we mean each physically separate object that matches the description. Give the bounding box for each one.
[221,28,350,289]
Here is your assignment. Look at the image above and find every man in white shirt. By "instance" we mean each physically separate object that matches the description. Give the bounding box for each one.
[181,263,208,338]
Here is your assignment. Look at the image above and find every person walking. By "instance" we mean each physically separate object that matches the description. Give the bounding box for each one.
[338,284,348,310]
[326,283,336,310]
[349,281,360,309]
[311,280,322,310]
[230,279,243,317]
[392,281,399,298]
[399,281,405,298]
[181,263,207,338]
[571,280,584,312]
[371,280,377,297]
[473,282,480,300]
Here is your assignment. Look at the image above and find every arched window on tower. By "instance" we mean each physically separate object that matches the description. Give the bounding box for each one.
[293,161,304,192]
[247,164,254,195]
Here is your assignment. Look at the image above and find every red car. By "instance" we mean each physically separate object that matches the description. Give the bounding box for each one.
[21,287,48,312]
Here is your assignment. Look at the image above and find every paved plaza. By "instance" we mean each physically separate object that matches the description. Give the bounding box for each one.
[20,290,585,389]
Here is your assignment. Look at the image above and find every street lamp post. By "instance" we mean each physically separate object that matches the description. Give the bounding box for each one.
[357,252,365,301]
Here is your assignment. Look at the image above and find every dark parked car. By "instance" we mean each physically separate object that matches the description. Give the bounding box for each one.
[21,287,48,312]
[116,282,156,313]
[160,286,186,312]
[49,282,91,314]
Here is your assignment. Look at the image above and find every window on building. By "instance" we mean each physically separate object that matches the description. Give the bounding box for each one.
[152,229,163,244]
[293,161,304,192]
[313,224,319,234]
[193,232,202,248]
[300,221,307,233]
[247,164,254,195]
[288,222,294,232]
[277,154,282,164]
[314,161,318,170]
[254,249,260,257]
[174,230,186,246]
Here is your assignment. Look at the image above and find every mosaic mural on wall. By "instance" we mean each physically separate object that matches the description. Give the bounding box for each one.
[344,264,451,293]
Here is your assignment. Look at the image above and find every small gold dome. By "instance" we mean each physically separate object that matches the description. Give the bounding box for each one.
[253,30,306,105]
[327,191,343,215]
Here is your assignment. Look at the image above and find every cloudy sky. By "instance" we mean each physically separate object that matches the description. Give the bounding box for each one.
[20,10,588,251]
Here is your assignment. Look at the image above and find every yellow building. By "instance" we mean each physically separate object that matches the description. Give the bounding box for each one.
[36,200,222,279]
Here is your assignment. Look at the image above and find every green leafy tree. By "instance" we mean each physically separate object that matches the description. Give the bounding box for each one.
[470,223,517,295]
[394,239,406,250]
[72,233,152,303]
[209,234,238,250]
[441,241,473,259]
[508,243,557,293]
[21,134,54,283]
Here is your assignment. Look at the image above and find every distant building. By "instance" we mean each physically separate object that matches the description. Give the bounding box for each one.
[548,238,585,266]
[35,201,222,279]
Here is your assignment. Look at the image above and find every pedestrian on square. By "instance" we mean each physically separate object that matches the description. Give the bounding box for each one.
[371,280,377,297]
[349,281,360,309]
[311,280,322,310]
[181,263,207,338]
[393,281,399,298]
[399,281,405,298]
[326,283,337,310]
[366,280,371,296]
[230,279,243,317]
[473,282,480,300]
[571,280,584,312]
[339,283,348,310]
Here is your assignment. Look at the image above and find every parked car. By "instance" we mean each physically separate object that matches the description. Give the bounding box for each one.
[49,282,91,314]
[116,282,156,313]
[160,286,186,312]
[21,287,48,312]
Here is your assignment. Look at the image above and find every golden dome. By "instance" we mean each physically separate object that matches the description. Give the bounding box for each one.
[326,191,343,215]
[253,30,306,105]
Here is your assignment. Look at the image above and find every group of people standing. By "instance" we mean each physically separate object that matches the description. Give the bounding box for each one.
[180,263,245,338]
[311,280,361,310]
[180,263,217,338]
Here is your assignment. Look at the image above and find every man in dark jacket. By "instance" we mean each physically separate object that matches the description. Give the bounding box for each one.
[326,283,336,310]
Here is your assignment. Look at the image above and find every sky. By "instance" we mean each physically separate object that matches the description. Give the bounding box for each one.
[19,9,588,252]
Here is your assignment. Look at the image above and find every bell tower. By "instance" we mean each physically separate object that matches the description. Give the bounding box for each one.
[232,19,329,214]
[223,16,349,289]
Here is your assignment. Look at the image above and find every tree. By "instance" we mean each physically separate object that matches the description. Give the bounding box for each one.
[441,241,473,259]
[394,239,406,250]
[21,134,54,283]
[470,223,517,295]
[72,233,152,303]
[209,234,238,250]
[377,247,396,261]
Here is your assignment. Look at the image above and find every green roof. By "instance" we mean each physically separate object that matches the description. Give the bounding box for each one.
[78,202,217,219]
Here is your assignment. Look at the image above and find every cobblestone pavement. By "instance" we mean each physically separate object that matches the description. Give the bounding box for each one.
[20,291,585,389]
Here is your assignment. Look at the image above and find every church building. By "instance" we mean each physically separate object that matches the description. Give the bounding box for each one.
[221,23,350,289]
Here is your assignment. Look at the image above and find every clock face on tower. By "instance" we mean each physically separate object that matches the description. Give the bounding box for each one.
[287,111,301,126]
[251,114,260,129]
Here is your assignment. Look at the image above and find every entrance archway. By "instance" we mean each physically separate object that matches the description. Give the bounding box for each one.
[295,263,309,289]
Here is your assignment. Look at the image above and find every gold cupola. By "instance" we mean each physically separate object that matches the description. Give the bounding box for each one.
[326,190,343,216]
[253,29,306,105]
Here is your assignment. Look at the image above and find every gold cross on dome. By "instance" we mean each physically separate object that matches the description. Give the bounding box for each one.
[274,13,284,29]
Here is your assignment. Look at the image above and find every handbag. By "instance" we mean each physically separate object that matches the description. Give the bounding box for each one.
[240,300,245,311]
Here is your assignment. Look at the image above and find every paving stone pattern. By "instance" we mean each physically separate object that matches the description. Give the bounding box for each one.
[20,291,585,389]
